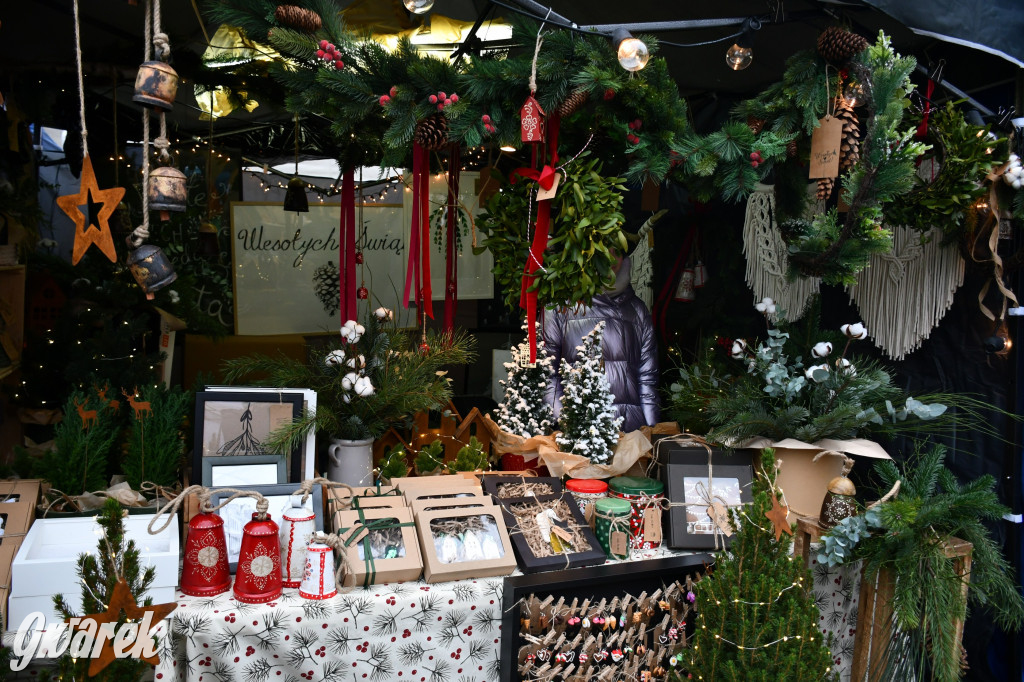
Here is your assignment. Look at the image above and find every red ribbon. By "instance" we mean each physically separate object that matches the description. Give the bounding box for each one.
[519,115,560,362]
[916,78,935,140]
[339,167,357,324]
[443,144,461,333]
[404,143,433,318]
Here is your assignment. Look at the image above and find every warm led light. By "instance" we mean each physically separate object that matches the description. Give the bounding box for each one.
[499,144,517,152]
[725,44,753,71]
[617,37,650,72]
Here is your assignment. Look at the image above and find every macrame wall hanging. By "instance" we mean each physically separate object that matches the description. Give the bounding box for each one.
[847,225,964,360]
[742,184,820,319]
[629,209,666,309]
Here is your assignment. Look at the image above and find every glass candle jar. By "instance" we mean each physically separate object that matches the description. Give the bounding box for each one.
[608,476,665,550]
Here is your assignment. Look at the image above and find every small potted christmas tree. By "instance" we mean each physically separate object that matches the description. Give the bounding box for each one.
[493,321,556,470]
[556,322,622,465]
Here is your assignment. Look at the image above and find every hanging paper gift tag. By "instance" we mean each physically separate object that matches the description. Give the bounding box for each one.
[707,501,733,536]
[809,115,842,179]
[642,507,662,544]
[521,94,545,143]
[536,171,560,201]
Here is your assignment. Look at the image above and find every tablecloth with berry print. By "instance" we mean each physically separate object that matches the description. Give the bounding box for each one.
[154,579,505,682]
[809,554,861,681]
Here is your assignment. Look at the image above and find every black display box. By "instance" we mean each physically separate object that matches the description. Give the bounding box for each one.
[497,493,606,573]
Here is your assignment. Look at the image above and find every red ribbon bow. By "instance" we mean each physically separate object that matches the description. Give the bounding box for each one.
[510,164,557,191]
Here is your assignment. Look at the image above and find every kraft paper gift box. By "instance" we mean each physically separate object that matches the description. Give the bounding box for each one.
[403,484,486,508]
[416,506,516,583]
[9,513,179,628]
[331,496,407,533]
[410,496,495,520]
[392,474,481,492]
[498,493,606,573]
[334,507,422,587]
[482,475,563,500]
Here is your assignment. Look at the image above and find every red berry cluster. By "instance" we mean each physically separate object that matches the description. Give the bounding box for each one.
[379,86,398,107]
[626,118,643,145]
[603,88,616,101]
[749,149,763,168]
[316,40,344,70]
[428,90,458,112]
[481,113,495,134]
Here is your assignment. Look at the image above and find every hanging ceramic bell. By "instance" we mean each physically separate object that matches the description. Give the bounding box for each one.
[299,540,338,600]
[148,166,187,220]
[127,244,177,300]
[693,260,709,288]
[233,512,283,604]
[674,268,696,302]
[819,475,858,529]
[279,496,316,588]
[180,512,231,597]
[133,61,179,111]
[284,177,309,213]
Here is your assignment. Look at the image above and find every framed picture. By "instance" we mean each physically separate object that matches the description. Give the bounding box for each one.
[500,554,710,682]
[498,493,606,573]
[204,386,318,481]
[193,391,303,485]
[208,483,324,571]
[664,463,754,549]
[203,454,288,488]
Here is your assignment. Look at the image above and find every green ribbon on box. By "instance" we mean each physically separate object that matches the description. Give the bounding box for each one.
[339,506,415,588]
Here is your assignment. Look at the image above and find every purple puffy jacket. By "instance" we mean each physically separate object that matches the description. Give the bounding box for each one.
[542,263,660,432]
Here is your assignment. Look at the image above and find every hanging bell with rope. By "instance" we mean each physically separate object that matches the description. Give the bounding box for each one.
[284,176,310,212]
[234,509,283,604]
[148,165,187,220]
[180,510,231,597]
[127,243,177,300]
[133,61,179,111]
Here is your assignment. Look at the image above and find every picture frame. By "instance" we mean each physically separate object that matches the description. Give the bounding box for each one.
[203,386,317,481]
[193,390,303,485]
[208,483,324,572]
[664,463,754,549]
[203,454,288,488]
[499,554,710,682]
[498,493,606,573]
[481,475,563,500]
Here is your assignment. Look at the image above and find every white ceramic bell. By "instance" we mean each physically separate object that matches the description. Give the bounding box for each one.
[279,495,316,588]
[674,268,696,302]
[299,541,338,600]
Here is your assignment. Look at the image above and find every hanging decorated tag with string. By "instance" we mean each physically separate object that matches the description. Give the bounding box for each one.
[810,73,842,179]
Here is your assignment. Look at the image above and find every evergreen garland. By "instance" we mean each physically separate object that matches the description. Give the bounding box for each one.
[555,322,622,464]
[496,322,555,438]
[53,497,157,682]
[122,385,192,489]
[687,448,835,681]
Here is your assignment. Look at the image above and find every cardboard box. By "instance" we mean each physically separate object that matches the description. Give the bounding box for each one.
[404,485,486,508]
[482,475,563,500]
[0,479,40,538]
[9,514,179,627]
[334,507,422,587]
[410,496,495,519]
[416,506,516,583]
[331,496,406,532]
[392,474,481,492]
[498,494,606,573]
[457,470,537,484]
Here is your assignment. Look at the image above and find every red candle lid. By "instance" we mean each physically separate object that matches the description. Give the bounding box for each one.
[566,478,609,494]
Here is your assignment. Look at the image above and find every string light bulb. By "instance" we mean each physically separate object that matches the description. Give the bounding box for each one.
[725,18,759,71]
[403,0,434,14]
[612,28,650,72]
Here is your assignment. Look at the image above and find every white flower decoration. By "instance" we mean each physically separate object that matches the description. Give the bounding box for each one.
[341,372,359,390]
[374,307,394,321]
[168,289,180,304]
[325,349,346,367]
[754,297,777,315]
[353,376,375,397]
[346,354,366,370]
[840,322,867,339]
[836,357,856,375]
[730,339,748,359]
[805,363,830,381]
[811,341,833,358]
[341,320,365,344]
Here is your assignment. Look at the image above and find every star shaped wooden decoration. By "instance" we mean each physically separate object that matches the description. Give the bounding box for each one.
[67,578,176,675]
[55,155,124,265]
[764,491,793,541]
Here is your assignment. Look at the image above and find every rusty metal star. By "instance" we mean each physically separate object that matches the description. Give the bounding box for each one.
[56,155,124,265]
[764,491,793,541]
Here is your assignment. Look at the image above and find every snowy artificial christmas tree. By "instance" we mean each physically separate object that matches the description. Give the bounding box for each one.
[556,322,623,464]
[496,322,555,438]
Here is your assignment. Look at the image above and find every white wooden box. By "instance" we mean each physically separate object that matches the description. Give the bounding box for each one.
[8,514,179,627]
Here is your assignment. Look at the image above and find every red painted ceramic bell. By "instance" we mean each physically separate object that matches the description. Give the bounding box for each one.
[233,509,283,604]
[180,511,231,597]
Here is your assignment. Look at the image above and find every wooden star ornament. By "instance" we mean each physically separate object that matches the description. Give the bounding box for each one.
[764,491,793,541]
[56,155,124,265]
[67,578,176,675]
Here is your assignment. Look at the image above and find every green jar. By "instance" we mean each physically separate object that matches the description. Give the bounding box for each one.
[594,497,632,560]
[608,476,665,550]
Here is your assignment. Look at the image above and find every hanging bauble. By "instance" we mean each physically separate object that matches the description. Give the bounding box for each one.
[299,540,338,600]
[279,500,316,588]
[274,4,321,32]
[674,268,696,302]
[284,177,309,213]
[520,94,545,143]
[413,113,448,151]
[819,475,858,528]
[180,512,231,597]
[148,166,187,220]
[354,251,364,264]
[127,244,177,300]
[816,27,868,64]
[403,0,434,14]
[357,286,369,300]
[132,61,179,111]
[233,512,283,604]
[693,261,709,288]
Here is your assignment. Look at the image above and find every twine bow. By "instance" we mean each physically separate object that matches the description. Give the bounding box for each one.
[146,484,269,536]
[337,507,415,587]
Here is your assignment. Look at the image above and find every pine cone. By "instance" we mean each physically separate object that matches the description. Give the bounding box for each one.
[835,103,861,171]
[816,177,834,201]
[747,116,766,135]
[556,88,590,118]
[414,113,449,151]
[787,139,798,158]
[817,27,868,64]
[274,4,322,32]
